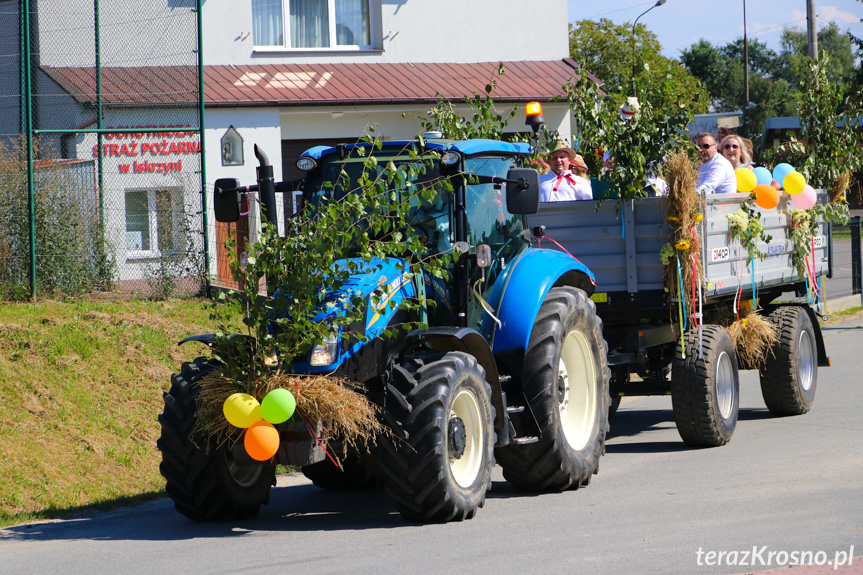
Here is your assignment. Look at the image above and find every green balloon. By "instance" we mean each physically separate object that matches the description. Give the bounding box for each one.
[261,388,297,424]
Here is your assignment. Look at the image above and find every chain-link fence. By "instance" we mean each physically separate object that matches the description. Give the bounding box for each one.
[0,0,206,300]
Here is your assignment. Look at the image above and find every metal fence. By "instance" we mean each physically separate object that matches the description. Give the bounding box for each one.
[0,0,206,300]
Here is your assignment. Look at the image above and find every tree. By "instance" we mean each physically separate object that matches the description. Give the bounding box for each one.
[680,37,797,138]
[780,23,857,90]
[569,19,709,117]
[793,53,863,190]
[564,70,694,202]
[676,40,730,110]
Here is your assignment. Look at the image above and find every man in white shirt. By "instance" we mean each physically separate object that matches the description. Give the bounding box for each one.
[539,142,593,202]
[695,133,736,194]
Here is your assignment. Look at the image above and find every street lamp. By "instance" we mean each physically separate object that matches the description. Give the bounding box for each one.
[631,0,666,94]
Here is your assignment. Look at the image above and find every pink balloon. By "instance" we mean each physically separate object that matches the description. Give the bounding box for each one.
[791,185,817,209]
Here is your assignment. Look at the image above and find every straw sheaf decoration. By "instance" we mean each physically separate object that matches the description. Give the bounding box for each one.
[662,150,705,321]
[830,172,849,203]
[195,371,384,458]
[724,312,778,370]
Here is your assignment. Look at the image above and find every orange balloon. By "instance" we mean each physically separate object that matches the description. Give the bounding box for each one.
[754,184,779,210]
[244,420,280,461]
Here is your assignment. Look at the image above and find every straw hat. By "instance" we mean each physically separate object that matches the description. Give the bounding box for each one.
[571,154,588,171]
[547,141,577,161]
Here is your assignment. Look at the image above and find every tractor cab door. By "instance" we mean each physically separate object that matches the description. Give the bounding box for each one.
[463,156,528,333]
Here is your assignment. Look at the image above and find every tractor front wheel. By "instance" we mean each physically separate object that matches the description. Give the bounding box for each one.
[157,358,276,521]
[380,351,495,522]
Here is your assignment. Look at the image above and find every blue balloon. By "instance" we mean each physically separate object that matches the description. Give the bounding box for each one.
[753,166,773,187]
[772,163,794,188]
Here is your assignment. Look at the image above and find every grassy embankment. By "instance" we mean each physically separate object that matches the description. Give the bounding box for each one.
[0,297,221,527]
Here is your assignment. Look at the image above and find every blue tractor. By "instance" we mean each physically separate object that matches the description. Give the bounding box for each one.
[158,128,610,523]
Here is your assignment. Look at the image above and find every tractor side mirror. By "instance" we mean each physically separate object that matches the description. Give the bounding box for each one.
[505,168,539,214]
[214,178,241,222]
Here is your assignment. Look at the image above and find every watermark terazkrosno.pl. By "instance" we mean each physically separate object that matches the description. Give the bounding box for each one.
[696,546,855,569]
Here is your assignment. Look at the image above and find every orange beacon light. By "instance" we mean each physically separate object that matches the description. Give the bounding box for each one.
[525,101,544,133]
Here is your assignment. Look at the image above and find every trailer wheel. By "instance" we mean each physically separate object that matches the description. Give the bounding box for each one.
[380,351,495,522]
[496,287,610,491]
[301,442,383,490]
[157,358,276,521]
[759,306,817,415]
[671,325,739,447]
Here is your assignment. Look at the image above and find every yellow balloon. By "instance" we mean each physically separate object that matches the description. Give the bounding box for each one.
[783,171,806,195]
[735,167,757,193]
[223,393,262,428]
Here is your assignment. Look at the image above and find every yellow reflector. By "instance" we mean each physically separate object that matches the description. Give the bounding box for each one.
[525,101,543,117]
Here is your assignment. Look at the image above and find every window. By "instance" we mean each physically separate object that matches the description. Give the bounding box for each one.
[125,188,178,258]
[252,0,372,49]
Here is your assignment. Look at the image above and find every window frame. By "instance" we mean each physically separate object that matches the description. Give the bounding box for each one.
[252,0,376,52]
[124,187,180,260]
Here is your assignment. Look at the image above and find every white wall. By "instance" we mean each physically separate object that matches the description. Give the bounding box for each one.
[74,108,206,282]
[37,0,568,68]
[203,0,569,65]
[205,108,284,276]
[277,101,573,143]
[36,0,198,68]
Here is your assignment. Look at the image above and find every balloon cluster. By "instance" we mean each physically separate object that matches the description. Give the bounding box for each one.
[734,163,817,210]
[223,388,297,461]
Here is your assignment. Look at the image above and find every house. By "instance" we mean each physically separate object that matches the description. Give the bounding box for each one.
[8,0,583,291]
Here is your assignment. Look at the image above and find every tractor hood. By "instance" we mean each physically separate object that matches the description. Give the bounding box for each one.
[288,257,417,373]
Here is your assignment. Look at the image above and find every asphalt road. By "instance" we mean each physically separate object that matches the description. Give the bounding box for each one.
[2,316,862,575]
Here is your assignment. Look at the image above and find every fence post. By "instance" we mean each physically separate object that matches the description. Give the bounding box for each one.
[23,0,36,300]
[196,0,211,298]
[850,215,862,304]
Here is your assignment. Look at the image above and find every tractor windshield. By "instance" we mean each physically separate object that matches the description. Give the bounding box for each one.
[303,149,453,254]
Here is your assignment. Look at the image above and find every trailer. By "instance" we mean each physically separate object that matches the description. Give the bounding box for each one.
[528,192,831,446]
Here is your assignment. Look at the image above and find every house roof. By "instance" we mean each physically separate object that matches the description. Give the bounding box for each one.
[43,59,594,109]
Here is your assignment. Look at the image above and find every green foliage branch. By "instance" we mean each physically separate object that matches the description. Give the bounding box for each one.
[413,64,517,141]
[563,66,694,202]
[726,200,773,266]
[794,53,863,190]
[209,134,455,388]
[789,203,850,280]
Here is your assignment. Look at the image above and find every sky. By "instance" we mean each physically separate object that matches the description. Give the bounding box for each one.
[568,0,863,59]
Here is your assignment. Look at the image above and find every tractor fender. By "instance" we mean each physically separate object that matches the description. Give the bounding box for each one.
[486,247,595,355]
[403,327,506,434]
[178,334,217,346]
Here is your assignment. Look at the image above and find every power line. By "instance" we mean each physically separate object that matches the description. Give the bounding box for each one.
[580,1,656,21]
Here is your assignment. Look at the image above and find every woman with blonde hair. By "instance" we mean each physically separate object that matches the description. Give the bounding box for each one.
[719,134,752,169]
[721,133,782,189]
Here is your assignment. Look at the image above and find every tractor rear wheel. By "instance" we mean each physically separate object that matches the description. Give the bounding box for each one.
[496,287,610,491]
[380,351,495,522]
[157,358,276,521]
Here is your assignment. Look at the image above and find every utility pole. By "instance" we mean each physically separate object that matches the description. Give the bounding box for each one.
[743,0,750,136]
[806,0,819,59]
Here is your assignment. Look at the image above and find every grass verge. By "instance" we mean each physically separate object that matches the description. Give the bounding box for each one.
[0,296,221,528]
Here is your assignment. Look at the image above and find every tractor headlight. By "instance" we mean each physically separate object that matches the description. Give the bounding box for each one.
[441,151,460,166]
[296,157,317,171]
[310,332,339,366]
